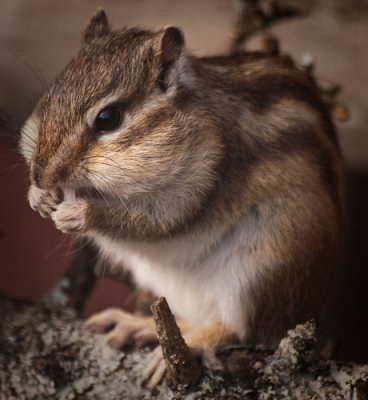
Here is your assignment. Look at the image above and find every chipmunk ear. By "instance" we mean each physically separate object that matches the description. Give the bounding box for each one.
[157,27,186,91]
[82,9,110,46]
[160,26,185,68]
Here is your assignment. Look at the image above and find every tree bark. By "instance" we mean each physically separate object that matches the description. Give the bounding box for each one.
[1,293,368,399]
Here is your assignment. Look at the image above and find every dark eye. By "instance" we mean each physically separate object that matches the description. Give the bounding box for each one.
[95,107,122,132]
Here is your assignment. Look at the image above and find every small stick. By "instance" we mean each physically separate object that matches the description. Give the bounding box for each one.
[230,0,310,53]
[150,297,202,387]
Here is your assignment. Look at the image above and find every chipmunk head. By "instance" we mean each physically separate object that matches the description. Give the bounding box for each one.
[20,10,222,214]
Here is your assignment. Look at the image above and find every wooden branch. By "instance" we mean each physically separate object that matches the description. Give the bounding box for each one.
[230,0,310,53]
[45,238,156,317]
[94,252,134,289]
[43,237,98,315]
[150,297,203,387]
[300,58,350,122]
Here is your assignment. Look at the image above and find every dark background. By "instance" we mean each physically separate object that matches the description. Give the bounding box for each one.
[0,0,367,363]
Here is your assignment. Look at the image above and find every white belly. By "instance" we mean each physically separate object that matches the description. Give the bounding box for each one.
[88,223,259,336]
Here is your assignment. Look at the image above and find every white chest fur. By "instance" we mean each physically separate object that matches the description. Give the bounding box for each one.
[88,218,261,338]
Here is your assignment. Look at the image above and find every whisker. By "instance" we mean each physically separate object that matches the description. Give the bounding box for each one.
[1,163,26,174]
[43,232,73,259]
[59,235,92,258]
[32,56,48,90]
[81,154,129,174]
[0,41,48,90]
[78,164,133,216]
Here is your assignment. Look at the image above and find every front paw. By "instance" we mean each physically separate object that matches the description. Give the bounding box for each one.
[28,185,61,218]
[52,199,91,233]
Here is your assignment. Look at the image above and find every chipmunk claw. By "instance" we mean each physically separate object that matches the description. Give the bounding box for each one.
[142,346,166,389]
[28,185,61,218]
[86,308,166,388]
[51,200,90,233]
[86,308,158,349]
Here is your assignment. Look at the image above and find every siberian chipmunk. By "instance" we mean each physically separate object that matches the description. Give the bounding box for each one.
[20,10,344,387]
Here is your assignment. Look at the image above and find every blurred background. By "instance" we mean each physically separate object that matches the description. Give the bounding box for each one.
[0,0,367,363]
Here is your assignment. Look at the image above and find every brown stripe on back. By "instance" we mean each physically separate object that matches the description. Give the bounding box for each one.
[196,53,338,145]
[265,124,341,206]
[185,118,341,235]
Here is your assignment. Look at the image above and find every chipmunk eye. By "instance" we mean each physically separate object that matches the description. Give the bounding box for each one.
[95,106,122,132]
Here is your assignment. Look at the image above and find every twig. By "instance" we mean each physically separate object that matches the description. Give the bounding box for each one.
[230,0,310,53]
[150,297,202,387]
[300,58,350,122]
